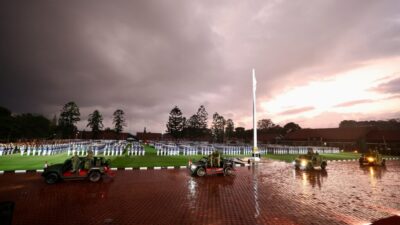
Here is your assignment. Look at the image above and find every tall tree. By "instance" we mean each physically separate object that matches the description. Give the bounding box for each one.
[113,109,126,133]
[283,122,301,133]
[225,119,234,140]
[58,101,80,138]
[87,110,104,138]
[197,105,208,130]
[166,106,185,140]
[185,114,201,139]
[211,112,226,143]
[257,119,275,130]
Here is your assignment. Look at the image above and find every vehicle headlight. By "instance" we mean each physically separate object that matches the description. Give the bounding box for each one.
[190,165,197,170]
[301,160,307,167]
[367,157,375,162]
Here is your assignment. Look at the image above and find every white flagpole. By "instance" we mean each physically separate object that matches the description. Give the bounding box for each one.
[252,69,259,159]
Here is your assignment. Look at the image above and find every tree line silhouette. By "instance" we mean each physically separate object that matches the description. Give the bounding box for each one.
[0,102,126,141]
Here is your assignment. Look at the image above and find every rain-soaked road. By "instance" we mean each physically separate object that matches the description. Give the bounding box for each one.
[0,160,399,225]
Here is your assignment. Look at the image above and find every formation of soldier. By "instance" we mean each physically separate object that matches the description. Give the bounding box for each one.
[0,141,71,156]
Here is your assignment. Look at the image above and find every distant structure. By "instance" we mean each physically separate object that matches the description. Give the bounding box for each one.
[281,127,400,154]
[136,132,162,142]
[77,130,133,140]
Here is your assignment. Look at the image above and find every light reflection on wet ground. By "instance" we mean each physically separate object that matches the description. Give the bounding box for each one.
[0,160,399,225]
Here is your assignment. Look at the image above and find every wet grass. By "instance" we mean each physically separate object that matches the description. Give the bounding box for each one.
[0,146,397,170]
[0,153,69,170]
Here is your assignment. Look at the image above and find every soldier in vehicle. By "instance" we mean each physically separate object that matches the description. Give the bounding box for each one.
[71,152,80,174]
[84,150,94,170]
[213,151,221,168]
[208,153,214,167]
[307,147,314,155]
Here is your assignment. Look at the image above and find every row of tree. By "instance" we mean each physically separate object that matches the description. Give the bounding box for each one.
[0,102,127,141]
[0,107,52,141]
[339,119,400,129]
[57,102,126,138]
[165,105,302,142]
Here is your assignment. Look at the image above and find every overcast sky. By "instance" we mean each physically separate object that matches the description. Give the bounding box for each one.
[1,0,399,134]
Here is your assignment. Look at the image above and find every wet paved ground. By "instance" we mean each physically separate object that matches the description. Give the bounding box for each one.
[0,160,399,225]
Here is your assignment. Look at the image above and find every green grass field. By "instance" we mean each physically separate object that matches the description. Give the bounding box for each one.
[0,146,396,171]
[0,145,203,170]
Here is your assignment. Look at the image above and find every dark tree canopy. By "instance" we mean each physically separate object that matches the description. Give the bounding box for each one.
[235,127,245,140]
[166,106,185,140]
[283,122,301,133]
[185,114,201,139]
[13,114,51,139]
[87,110,104,137]
[58,101,80,138]
[211,112,225,143]
[113,109,126,133]
[0,106,52,141]
[0,106,11,117]
[257,119,275,130]
[197,105,208,130]
[225,118,234,140]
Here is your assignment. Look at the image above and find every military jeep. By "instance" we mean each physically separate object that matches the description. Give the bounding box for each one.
[293,153,327,170]
[189,151,238,177]
[359,151,386,166]
[42,157,114,184]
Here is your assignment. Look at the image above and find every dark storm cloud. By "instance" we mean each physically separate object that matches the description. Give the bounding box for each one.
[1,0,400,132]
[0,1,224,131]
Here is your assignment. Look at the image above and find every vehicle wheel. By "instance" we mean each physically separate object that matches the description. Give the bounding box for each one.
[321,161,327,170]
[196,167,206,177]
[45,173,59,184]
[224,167,233,176]
[306,162,313,170]
[89,171,101,182]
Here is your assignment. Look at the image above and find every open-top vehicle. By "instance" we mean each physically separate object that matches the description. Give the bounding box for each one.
[189,151,240,177]
[359,151,386,166]
[42,157,114,184]
[293,153,327,170]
